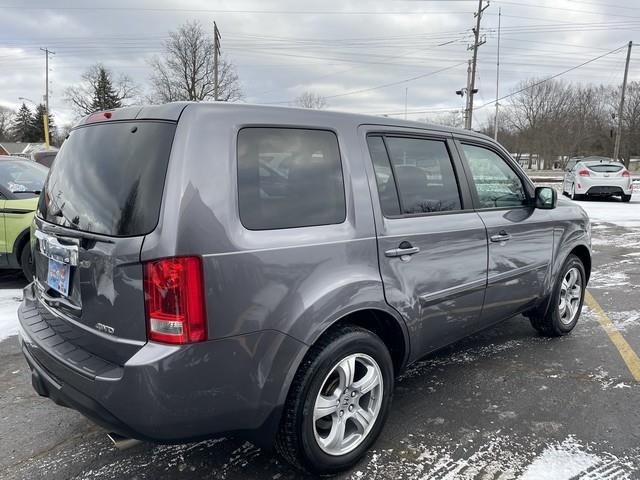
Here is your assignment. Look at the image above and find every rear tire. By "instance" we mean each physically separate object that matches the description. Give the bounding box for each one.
[569,184,583,201]
[530,254,586,337]
[622,193,632,202]
[276,325,394,475]
[20,244,34,282]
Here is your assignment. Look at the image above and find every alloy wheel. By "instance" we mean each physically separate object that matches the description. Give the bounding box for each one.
[558,267,582,325]
[312,353,383,456]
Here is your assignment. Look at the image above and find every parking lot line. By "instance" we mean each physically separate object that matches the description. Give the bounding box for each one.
[585,290,640,382]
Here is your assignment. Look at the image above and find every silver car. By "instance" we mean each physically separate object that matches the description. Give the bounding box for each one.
[563,157,633,202]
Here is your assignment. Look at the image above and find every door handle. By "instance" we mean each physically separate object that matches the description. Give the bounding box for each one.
[385,243,420,258]
[490,230,511,243]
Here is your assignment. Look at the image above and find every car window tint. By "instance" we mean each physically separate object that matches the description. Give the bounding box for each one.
[367,136,401,216]
[384,137,461,214]
[0,160,48,193]
[237,128,346,230]
[462,144,528,209]
[587,164,624,173]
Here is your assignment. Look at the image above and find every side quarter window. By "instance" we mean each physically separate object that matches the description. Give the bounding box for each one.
[462,143,528,209]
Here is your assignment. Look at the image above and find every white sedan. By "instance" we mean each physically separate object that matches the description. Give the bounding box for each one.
[562,158,633,202]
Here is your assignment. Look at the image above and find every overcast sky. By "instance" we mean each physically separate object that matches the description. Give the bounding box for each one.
[1,0,639,128]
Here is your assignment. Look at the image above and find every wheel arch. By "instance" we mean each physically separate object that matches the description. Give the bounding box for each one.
[10,228,30,268]
[254,304,410,450]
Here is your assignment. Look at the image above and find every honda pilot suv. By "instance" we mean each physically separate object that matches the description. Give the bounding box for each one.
[18,103,591,475]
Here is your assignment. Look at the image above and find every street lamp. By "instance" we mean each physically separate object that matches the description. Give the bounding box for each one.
[18,96,35,105]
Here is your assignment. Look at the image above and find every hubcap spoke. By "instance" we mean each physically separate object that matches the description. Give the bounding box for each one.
[314,395,339,421]
[352,366,380,394]
[336,356,356,390]
[322,417,346,451]
[351,408,374,434]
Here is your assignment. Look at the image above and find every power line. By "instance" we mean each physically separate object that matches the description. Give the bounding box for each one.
[476,44,628,110]
[264,61,467,105]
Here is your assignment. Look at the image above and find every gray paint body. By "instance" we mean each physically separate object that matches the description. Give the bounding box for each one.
[18,103,591,448]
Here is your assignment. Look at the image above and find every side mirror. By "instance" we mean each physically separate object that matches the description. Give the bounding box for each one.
[535,186,557,209]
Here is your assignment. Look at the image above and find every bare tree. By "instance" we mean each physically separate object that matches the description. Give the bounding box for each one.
[65,64,138,116]
[294,91,327,109]
[422,110,464,129]
[149,21,243,103]
[0,106,15,141]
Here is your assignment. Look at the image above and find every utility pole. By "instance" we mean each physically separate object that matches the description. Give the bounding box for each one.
[40,47,54,148]
[493,7,501,141]
[613,41,633,163]
[466,0,489,130]
[404,87,408,120]
[213,21,221,101]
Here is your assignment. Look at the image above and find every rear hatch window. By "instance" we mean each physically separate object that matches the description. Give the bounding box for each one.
[38,121,176,236]
[587,164,623,173]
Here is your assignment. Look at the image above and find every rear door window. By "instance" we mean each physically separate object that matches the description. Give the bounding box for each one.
[374,136,461,215]
[237,128,346,230]
[38,121,176,236]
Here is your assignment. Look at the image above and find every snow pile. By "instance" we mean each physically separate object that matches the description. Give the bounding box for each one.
[0,288,22,341]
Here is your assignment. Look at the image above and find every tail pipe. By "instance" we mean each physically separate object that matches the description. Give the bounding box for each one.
[107,432,142,451]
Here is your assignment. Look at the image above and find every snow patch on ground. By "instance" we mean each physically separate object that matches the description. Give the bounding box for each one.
[576,194,640,228]
[520,437,630,480]
[588,270,633,289]
[0,288,22,341]
[352,434,636,479]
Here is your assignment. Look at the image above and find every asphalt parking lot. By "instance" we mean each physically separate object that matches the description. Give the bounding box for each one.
[1,196,639,479]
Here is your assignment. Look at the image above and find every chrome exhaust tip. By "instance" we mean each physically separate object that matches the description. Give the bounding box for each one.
[107,432,142,451]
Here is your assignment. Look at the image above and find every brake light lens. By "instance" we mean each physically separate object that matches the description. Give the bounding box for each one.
[577,170,590,176]
[622,169,630,177]
[84,110,113,124]
[144,256,207,344]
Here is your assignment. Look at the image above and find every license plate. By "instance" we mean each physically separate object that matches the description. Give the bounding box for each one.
[47,258,70,296]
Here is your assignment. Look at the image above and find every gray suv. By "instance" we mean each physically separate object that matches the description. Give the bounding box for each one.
[18,103,591,475]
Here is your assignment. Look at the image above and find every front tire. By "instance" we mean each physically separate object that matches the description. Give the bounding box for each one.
[276,325,394,475]
[20,245,34,282]
[622,193,632,202]
[530,254,586,337]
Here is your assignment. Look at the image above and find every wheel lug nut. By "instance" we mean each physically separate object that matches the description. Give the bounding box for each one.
[339,410,344,417]
[351,391,356,397]
[348,405,354,412]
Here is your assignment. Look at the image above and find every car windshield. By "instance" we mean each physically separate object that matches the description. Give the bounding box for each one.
[586,164,624,173]
[0,160,48,195]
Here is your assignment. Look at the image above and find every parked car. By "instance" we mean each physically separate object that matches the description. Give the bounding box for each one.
[562,157,633,201]
[0,156,48,279]
[18,104,591,475]
[31,149,58,168]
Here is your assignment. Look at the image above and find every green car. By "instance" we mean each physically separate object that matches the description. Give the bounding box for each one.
[0,156,49,280]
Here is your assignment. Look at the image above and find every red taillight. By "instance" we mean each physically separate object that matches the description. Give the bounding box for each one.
[144,256,207,344]
[622,169,630,177]
[84,110,113,123]
[577,170,590,176]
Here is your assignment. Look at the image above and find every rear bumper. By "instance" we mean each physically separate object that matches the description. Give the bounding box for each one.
[18,290,307,448]
[574,179,632,195]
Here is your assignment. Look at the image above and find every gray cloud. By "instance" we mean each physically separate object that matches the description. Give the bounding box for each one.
[1,0,638,127]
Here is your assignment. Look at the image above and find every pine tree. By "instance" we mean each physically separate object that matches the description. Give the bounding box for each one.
[10,103,36,142]
[32,103,56,143]
[90,66,122,111]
